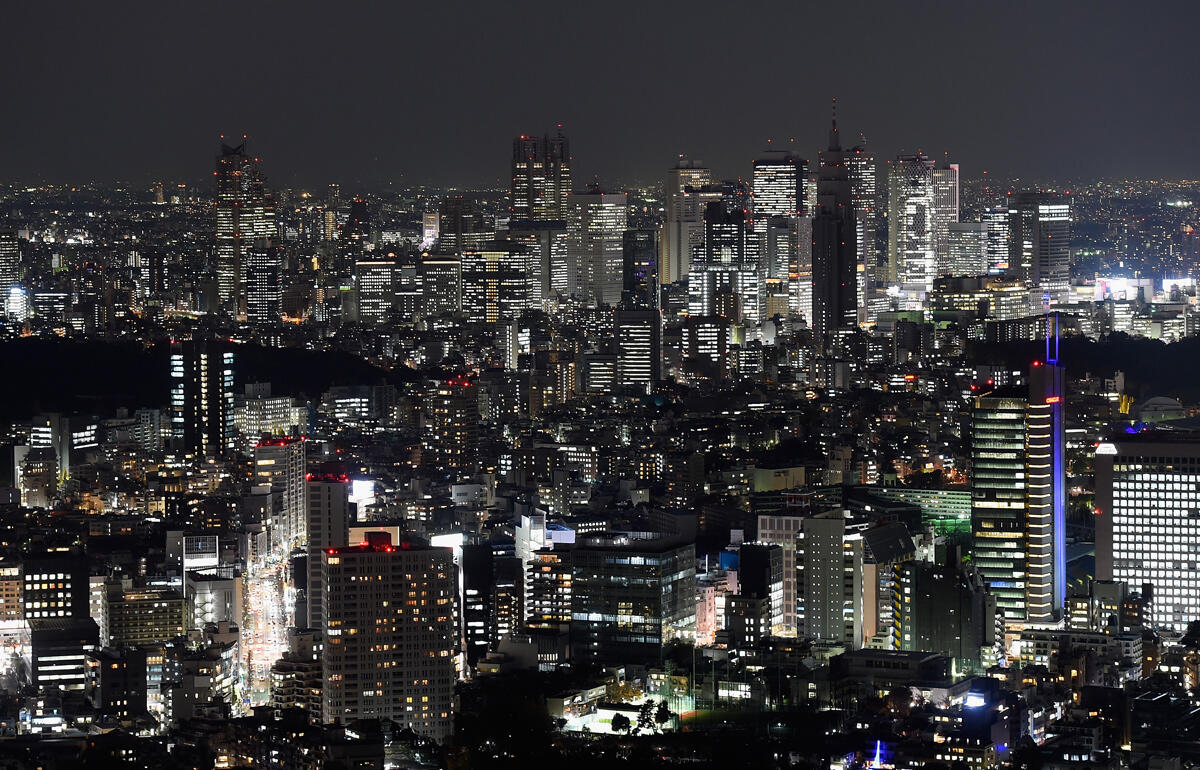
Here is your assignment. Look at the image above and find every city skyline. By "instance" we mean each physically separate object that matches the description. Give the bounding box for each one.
[2,2,1197,186]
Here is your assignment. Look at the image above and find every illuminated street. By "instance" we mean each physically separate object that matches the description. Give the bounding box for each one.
[240,551,291,710]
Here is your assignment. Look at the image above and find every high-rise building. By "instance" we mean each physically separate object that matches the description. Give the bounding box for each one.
[945,222,989,277]
[245,238,281,324]
[508,221,568,308]
[1007,191,1071,295]
[971,359,1065,626]
[895,561,994,669]
[613,309,662,393]
[461,243,528,324]
[424,377,479,472]
[753,151,807,219]
[438,197,492,255]
[23,552,89,620]
[621,228,658,309]
[214,141,273,314]
[253,437,306,549]
[510,129,571,222]
[169,340,236,457]
[0,231,18,297]
[688,201,754,319]
[461,543,495,667]
[662,157,713,285]
[567,186,627,307]
[1095,432,1200,631]
[569,536,695,666]
[737,542,785,635]
[848,137,878,314]
[321,532,457,739]
[418,253,461,318]
[305,467,351,631]
[354,258,397,324]
[811,115,857,341]
[931,162,960,270]
[756,512,804,635]
[887,153,935,292]
[797,510,865,648]
[982,206,1010,275]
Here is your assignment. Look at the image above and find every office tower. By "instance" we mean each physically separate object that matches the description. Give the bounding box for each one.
[848,137,878,313]
[662,157,713,285]
[510,128,571,221]
[244,238,281,323]
[419,253,461,317]
[0,231,17,296]
[613,309,662,393]
[621,227,658,309]
[23,552,89,620]
[569,536,696,665]
[971,359,1066,627]
[753,151,806,218]
[461,243,528,324]
[688,201,758,320]
[169,340,236,457]
[214,140,272,313]
[424,377,479,472]
[945,222,989,276]
[327,182,341,210]
[887,153,936,292]
[438,197,492,255]
[982,206,1010,275]
[1008,191,1071,295]
[810,115,857,341]
[737,542,785,635]
[680,316,732,379]
[1096,432,1200,631]
[321,532,457,739]
[796,511,865,648]
[253,437,306,549]
[305,467,351,631]
[567,186,627,306]
[931,162,960,269]
[508,221,568,308]
[354,258,397,324]
[753,150,807,315]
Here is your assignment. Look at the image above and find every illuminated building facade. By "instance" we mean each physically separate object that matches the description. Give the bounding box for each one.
[214,141,273,314]
[811,115,857,342]
[321,532,457,739]
[169,340,236,457]
[971,358,1065,627]
[510,129,571,221]
[567,187,627,307]
[1095,433,1200,631]
[1008,191,1071,295]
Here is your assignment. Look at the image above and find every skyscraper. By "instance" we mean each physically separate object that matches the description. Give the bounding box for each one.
[0,230,18,295]
[931,161,960,270]
[848,137,878,313]
[945,222,989,276]
[245,238,282,324]
[305,465,350,631]
[887,153,935,292]
[321,532,457,739]
[214,140,272,314]
[353,258,398,324]
[982,206,1010,275]
[797,510,865,647]
[621,227,658,309]
[510,128,571,222]
[662,157,712,285]
[253,437,306,550]
[688,201,756,319]
[1095,431,1200,631]
[424,377,479,471]
[810,114,857,341]
[753,150,807,316]
[566,185,627,306]
[613,309,662,393]
[169,340,235,457]
[1008,191,1071,295]
[460,243,528,324]
[971,359,1065,627]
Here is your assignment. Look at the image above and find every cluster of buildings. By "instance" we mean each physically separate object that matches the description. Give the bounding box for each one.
[0,128,1195,768]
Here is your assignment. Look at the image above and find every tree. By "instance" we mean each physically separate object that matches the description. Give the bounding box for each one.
[635,701,656,735]
[654,700,673,730]
[610,712,632,734]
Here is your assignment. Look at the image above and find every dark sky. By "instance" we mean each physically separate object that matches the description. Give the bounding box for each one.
[3,1,1197,189]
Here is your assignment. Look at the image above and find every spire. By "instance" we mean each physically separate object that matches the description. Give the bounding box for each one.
[828,97,841,150]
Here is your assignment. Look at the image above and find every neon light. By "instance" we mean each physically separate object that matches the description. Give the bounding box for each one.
[1045,396,1061,404]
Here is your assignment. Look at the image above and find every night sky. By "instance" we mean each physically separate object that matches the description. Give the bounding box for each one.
[3,1,1196,189]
